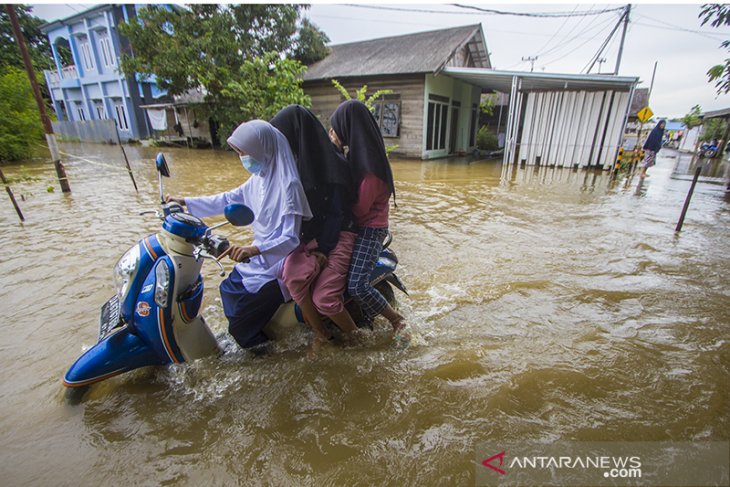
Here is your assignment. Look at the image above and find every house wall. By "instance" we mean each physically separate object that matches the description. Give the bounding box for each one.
[42,5,170,141]
[423,74,482,159]
[303,75,425,158]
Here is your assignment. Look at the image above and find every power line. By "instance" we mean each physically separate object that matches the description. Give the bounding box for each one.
[341,3,625,18]
[450,4,626,18]
[538,13,618,65]
[534,4,580,57]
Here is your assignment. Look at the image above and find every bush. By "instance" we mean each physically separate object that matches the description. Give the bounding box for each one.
[0,68,45,161]
[476,125,498,151]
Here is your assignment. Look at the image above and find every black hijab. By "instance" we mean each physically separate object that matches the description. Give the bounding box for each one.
[270,104,350,191]
[330,100,396,200]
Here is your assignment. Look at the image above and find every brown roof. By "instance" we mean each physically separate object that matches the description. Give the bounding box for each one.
[703,107,730,119]
[629,88,649,116]
[303,24,490,81]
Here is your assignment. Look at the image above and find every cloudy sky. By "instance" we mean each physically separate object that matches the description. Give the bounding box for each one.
[30,2,730,118]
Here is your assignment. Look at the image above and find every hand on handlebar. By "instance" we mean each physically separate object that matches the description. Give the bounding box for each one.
[217,244,260,263]
[164,194,186,206]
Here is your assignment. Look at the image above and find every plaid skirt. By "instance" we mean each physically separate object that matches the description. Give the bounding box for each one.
[347,227,389,319]
[643,149,657,168]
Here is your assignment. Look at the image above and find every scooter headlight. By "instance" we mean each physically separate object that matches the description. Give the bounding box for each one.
[155,260,170,308]
[113,245,140,302]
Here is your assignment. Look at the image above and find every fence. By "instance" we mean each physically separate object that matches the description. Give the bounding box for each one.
[52,119,119,145]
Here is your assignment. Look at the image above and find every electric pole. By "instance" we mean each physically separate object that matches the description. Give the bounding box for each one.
[522,56,538,72]
[5,4,70,193]
[614,4,631,75]
[597,58,607,73]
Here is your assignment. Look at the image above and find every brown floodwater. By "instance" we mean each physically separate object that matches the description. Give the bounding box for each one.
[0,143,728,485]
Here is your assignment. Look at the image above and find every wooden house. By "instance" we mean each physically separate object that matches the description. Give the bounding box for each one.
[303,24,491,159]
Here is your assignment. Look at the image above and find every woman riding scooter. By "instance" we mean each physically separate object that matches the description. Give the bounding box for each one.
[166,120,312,351]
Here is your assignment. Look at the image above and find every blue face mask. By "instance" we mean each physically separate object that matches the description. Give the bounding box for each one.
[240,155,264,175]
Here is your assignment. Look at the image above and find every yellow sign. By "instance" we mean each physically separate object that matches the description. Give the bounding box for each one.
[637,106,653,123]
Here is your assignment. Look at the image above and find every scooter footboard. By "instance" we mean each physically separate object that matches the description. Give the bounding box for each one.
[63,327,165,388]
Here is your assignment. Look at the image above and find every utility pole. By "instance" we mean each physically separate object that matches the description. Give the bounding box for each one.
[614,4,631,75]
[597,58,607,73]
[5,4,70,193]
[522,56,538,72]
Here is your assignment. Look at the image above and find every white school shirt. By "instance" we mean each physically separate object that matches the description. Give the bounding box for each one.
[186,183,301,301]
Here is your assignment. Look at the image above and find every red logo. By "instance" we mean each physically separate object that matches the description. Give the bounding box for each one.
[482,451,507,475]
[136,301,151,317]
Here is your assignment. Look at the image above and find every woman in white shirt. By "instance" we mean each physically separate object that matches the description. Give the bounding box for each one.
[167,120,311,350]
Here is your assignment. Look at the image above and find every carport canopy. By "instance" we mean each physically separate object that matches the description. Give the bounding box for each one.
[442,67,640,169]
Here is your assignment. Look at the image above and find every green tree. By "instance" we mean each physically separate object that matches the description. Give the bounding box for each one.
[0,68,45,161]
[699,4,730,94]
[118,4,328,144]
[293,18,330,66]
[0,5,54,72]
[700,118,727,142]
[682,104,703,129]
[215,53,311,140]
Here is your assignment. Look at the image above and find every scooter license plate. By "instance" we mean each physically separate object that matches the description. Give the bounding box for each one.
[98,295,122,341]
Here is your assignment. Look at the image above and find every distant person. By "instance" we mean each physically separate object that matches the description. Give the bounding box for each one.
[329,100,409,342]
[166,120,312,350]
[270,105,361,354]
[640,119,666,179]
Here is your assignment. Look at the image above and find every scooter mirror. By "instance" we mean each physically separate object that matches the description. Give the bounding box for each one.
[224,204,254,227]
[155,153,171,178]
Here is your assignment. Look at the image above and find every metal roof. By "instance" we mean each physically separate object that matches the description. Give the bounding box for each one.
[442,67,639,93]
[304,24,490,81]
[703,107,730,119]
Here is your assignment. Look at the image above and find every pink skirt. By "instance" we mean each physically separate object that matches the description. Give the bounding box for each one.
[282,231,357,315]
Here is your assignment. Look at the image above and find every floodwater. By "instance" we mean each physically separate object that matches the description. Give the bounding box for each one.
[1,143,728,486]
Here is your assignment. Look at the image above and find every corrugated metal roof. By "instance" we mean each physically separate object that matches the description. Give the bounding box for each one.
[303,24,489,81]
[442,67,638,93]
[703,107,730,119]
[629,88,649,115]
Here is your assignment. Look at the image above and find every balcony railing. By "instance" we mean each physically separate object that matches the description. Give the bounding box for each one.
[45,65,79,86]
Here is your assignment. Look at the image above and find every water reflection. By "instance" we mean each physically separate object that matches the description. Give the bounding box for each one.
[0,143,728,485]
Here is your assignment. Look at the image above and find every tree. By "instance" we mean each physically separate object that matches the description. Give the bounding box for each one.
[682,104,703,129]
[699,4,730,94]
[215,53,311,140]
[0,5,54,72]
[118,4,329,144]
[0,68,45,161]
[293,18,330,66]
[119,4,328,95]
[700,118,727,142]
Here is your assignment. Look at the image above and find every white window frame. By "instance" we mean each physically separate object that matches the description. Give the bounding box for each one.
[76,104,86,121]
[79,39,94,71]
[95,102,106,120]
[114,102,129,131]
[99,34,115,68]
[426,94,449,151]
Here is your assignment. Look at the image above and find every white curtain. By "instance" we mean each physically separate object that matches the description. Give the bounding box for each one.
[147,109,168,131]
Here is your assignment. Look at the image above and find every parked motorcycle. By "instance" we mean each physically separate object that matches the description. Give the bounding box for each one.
[698,141,719,158]
[63,153,407,397]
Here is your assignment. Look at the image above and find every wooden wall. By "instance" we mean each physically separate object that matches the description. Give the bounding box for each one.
[303,75,426,158]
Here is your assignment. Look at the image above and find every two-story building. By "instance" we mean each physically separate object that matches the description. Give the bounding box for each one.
[40,4,170,141]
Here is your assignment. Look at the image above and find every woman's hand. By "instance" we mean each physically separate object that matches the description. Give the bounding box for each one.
[165,194,186,206]
[311,251,328,269]
[217,244,260,263]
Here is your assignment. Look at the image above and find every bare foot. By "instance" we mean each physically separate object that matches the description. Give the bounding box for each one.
[308,335,326,360]
[392,319,411,349]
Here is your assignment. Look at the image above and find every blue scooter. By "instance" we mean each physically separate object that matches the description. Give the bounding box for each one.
[63,153,407,396]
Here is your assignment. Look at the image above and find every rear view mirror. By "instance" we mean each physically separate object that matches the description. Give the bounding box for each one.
[224,204,254,227]
[156,153,170,177]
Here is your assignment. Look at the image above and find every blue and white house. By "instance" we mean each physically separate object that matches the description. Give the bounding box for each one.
[40,4,169,141]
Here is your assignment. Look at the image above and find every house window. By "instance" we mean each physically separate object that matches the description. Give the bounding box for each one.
[99,34,115,68]
[76,103,86,121]
[114,102,129,131]
[94,101,106,119]
[426,94,449,151]
[372,95,401,138]
[79,39,94,71]
[469,103,478,147]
